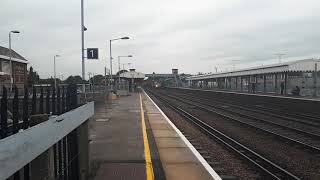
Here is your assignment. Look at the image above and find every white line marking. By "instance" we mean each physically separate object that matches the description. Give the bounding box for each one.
[95,119,109,122]
[143,90,222,180]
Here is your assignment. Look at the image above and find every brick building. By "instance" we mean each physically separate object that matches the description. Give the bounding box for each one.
[0,46,28,93]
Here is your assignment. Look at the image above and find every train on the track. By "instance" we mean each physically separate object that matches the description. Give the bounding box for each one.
[142,78,162,88]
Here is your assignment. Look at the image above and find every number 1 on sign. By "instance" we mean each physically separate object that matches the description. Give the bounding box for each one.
[87,48,98,59]
[90,50,94,58]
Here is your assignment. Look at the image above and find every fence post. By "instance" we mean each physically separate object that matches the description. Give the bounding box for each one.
[52,88,56,115]
[67,84,78,111]
[1,86,8,138]
[66,84,79,180]
[12,86,19,134]
[40,86,44,114]
[62,87,66,113]
[46,88,50,115]
[57,87,61,115]
[77,121,89,180]
[29,115,55,180]
[23,87,30,180]
[32,86,36,115]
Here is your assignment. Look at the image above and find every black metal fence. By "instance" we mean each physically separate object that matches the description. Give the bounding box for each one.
[0,84,80,180]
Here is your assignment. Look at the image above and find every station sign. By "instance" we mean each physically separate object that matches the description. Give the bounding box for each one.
[87,48,99,59]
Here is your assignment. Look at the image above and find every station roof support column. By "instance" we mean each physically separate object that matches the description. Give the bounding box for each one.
[313,63,318,97]
[274,73,278,94]
[284,72,288,95]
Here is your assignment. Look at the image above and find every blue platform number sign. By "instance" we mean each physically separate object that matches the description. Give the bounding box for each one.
[87,48,99,59]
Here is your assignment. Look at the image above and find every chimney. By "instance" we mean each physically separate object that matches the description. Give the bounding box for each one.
[172,68,178,74]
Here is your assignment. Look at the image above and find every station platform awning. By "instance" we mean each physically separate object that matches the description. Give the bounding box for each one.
[187,59,320,80]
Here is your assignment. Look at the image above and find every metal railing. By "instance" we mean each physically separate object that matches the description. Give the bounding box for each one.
[0,84,93,180]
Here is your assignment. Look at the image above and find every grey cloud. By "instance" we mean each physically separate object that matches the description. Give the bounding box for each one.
[1,0,320,78]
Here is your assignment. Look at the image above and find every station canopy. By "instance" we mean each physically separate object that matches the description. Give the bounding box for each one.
[120,71,145,79]
[187,59,320,80]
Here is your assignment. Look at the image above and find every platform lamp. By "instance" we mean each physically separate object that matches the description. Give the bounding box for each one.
[109,36,130,91]
[122,62,131,71]
[54,55,61,89]
[118,55,133,85]
[9,30,20,91]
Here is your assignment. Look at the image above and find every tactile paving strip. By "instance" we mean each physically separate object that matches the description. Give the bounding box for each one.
[94,163,146,180]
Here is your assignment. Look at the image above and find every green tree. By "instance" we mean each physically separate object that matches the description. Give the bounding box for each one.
[89,74,104,85]
[27,66,40,87]
[64,75,86,84]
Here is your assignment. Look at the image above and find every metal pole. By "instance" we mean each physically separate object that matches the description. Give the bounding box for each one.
[9,32,13,91]
[54,56,56,89]
[81,0,86,93]
[109,40,113,91]
[131,74,134,92]
[122,63,125,86]
[104,67,107,91]
[314,63,318,96]
[92,73,95,95]
[118,56,121,88]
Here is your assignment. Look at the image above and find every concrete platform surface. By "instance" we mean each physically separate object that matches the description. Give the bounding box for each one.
[89,91,221,180]
[89,94,147,180]
[142,92,221,180]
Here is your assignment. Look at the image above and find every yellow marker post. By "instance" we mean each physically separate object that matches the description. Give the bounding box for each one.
[140,94,154,180]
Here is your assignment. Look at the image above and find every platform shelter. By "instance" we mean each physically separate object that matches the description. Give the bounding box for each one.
[187,59,320,96]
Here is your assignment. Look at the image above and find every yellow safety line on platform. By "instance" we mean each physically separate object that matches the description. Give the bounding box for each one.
[140,94,154,180]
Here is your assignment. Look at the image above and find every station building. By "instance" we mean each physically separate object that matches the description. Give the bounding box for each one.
[0,46,28,93]
[119,69,145,92]
[187,59,320,96]
[145,68,186,87]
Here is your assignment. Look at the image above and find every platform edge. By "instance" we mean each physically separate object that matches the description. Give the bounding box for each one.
[143,89,222,180]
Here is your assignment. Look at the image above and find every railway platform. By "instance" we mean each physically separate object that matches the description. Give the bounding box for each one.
[89,90,220,180]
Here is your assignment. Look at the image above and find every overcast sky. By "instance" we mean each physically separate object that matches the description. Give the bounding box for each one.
[1,0,320,79]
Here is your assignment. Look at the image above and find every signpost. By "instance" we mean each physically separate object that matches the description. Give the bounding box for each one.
[87,48,99,59]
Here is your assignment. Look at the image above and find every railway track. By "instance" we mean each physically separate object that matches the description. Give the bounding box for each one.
[154,89,320,153]
[145,88,302,180]
[165,90,320,136]
[170,89,320,128]
[169,88,320,128]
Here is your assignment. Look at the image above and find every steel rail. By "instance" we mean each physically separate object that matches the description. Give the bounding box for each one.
[156,90,320,153]
[174,89,320,127]
[146,89,301,180]
[166,88,320,127]
[165,90,320,139]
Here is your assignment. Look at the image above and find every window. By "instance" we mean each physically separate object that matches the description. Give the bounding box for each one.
[1,60,10,74]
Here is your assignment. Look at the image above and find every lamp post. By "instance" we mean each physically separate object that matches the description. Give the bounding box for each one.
[80,0,87,94]
[109,36,129,91]
[118,55,132,87]
[104,67,109,91]
[9,30,20,91]
[54,55,61,89]
[122,62,131,71]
